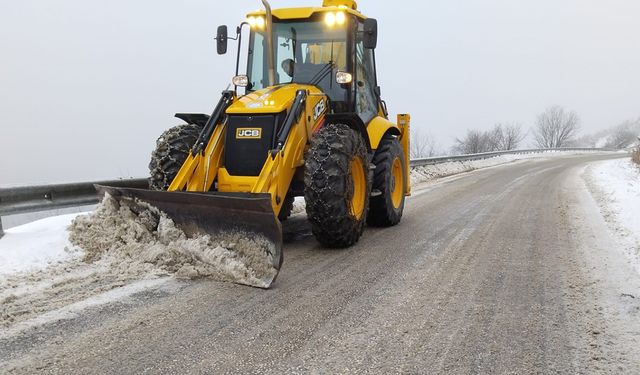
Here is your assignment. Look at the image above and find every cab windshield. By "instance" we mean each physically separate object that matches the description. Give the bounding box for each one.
[247,19,349,103]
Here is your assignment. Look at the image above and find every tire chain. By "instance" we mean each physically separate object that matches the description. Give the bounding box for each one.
[148,123,203,191]
[304,124,370,247]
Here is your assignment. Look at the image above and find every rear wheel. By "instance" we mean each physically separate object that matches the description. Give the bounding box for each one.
[149,123,202,191]
[304,124,371,247]
[367,136,406,226]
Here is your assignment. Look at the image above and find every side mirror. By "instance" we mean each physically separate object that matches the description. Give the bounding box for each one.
[363,18,378,49]
[216,25,228,55]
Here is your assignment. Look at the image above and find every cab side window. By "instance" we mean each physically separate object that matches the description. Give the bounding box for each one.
[355,24,378,124]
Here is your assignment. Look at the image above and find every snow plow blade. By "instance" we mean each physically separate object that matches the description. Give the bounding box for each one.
[94,185,283,288]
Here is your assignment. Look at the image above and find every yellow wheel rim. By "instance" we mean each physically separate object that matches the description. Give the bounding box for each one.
[349,157,366,220]
[391,157,404,209]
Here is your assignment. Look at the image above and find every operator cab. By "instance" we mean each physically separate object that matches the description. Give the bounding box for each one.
[217,1,382,125]
[247,17,348,111]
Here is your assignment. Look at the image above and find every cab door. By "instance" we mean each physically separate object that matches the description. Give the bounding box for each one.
[354,22,379,125]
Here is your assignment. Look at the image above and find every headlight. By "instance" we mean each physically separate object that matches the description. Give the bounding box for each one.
[232,75,249,87]
[336,71,353,84]
[324,11,347,27]
[324,12,336,27]
[247,16,265,29]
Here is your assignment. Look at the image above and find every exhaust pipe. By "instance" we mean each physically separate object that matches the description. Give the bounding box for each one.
[262,0,276,86]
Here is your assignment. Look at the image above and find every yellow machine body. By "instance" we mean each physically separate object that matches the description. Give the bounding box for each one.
[168,83,410,216]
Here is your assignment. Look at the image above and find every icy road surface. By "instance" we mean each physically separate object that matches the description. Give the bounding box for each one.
[1,153,639,374]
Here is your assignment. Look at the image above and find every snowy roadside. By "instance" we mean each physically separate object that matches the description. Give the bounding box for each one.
[583,158,640,275]
[0,214,85,276]
[410,150,615,185]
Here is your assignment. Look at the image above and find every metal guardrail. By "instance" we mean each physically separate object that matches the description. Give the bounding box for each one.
[0,179,148,238]
[0,147,618,238]
[410,147,615,167]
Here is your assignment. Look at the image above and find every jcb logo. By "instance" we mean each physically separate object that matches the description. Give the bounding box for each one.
[236,128,262,139]
[313,99,326,121]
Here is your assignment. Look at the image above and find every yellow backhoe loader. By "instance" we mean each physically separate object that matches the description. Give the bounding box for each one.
[98,0,410,288]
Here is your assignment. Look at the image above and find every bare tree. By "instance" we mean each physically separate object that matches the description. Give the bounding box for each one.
[500,123,526,150]
[453,123,525,155]
[486,125,504,151]
[453,129,490,154]
[605,120,640,149]
[410,130,440,158]
[532,106,580,148]
[569,117,640,148]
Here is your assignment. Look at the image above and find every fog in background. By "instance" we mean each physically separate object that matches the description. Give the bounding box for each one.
[1,0,639,186]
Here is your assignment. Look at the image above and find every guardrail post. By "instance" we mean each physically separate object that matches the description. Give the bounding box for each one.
[0,216,4,239]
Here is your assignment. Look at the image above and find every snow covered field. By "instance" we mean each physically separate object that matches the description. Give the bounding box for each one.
[583,158,640,275]
[0,213,84,277]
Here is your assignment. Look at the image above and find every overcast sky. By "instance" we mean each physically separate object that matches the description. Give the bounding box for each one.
[1,0,639,186]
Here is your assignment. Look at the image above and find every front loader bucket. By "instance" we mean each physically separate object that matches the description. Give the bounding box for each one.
[94,185,283,288]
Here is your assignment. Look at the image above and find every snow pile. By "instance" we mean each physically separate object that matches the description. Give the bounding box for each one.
[411,153,537,185]
[0,195,278,331]
[68,195,277,288]
[584,158,640,275]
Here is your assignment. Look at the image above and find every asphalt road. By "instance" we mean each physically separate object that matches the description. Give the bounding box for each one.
[2,153,636,374]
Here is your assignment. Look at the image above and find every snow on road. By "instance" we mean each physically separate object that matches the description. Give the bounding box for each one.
[0,208,171,336]
[584,157,640,275]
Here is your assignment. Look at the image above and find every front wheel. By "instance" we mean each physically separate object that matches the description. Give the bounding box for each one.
[304,124,371,248]
[148,123,202,191]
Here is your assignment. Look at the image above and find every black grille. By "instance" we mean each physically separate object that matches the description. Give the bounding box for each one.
[224,115,277,176]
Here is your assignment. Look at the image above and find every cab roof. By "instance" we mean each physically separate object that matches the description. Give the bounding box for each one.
[247,1,367,21]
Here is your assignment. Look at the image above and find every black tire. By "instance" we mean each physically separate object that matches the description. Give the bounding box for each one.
[278,195,295,221]
[367,136,406,227]
[304,124,371,248]
[148,123,202,191]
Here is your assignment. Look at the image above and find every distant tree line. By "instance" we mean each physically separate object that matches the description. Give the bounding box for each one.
[606,122,640,149]
[572,118,640,149]
[452,105,585,154]
[441,105,639,157]
[453,123,526,154]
